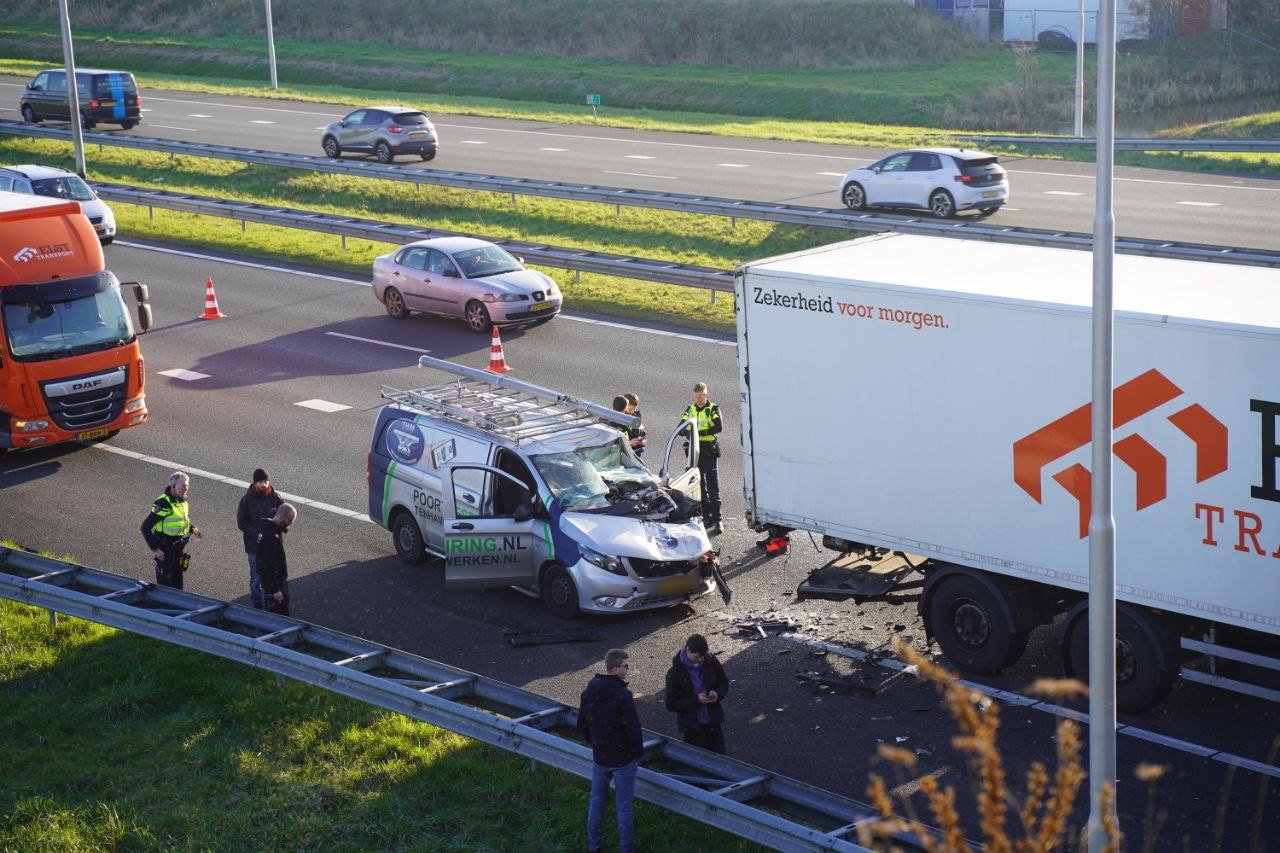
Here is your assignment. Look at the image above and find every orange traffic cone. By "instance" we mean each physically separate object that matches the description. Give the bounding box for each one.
[199,276,227,320]
[486,325,512,373]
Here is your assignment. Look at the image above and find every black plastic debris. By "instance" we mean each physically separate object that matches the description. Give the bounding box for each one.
[503,626,601,646]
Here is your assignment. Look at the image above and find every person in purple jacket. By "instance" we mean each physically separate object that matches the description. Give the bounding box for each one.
[664,633,730,754]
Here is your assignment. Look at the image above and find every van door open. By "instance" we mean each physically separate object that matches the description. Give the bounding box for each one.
[659,416,702,503]
[442,463,539,589]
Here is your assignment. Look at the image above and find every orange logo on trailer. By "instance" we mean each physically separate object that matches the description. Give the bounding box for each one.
[1012,369,1228,538]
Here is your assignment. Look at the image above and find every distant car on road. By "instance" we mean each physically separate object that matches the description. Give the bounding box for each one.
[372,237,562,333]
[20,68,141,130]
[0,164,117,245]
[838,148,1009,218]
[321,106,439,164]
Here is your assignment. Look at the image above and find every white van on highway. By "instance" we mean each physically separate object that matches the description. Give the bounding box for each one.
[367,356,721,616]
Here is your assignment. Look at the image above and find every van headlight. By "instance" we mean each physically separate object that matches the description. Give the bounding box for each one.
[580,545,627,576]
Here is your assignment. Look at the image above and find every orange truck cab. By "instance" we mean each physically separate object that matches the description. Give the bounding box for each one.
[0,189,151,454]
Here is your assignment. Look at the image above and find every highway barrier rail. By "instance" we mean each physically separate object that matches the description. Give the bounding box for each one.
[942,134,1280,152]
[0,545,927,852]
[4,120,1280,269]
[96,183,735,291]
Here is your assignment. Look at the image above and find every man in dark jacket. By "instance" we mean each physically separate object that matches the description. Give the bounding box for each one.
[236,467,283,608]
[255,504,297,616]
[664,633,730,754]
[578,648,644,853]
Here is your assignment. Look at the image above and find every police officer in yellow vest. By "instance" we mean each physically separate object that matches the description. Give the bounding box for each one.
[683,382,724,536]
[140,471,203,589]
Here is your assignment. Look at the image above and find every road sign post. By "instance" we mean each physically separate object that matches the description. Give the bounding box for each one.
[586,94,600,119]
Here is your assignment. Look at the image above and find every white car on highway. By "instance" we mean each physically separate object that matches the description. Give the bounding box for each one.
[838,147,1009,218]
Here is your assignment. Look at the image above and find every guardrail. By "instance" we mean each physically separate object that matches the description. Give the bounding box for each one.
[5,121,1280,269]
[941,134,1280,152]
[96,184,734,292]
[0,546,920,852]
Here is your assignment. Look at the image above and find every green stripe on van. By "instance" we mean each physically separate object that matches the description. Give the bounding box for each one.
[381,460,397,526]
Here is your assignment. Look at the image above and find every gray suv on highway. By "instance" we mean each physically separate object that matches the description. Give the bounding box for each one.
[321,106,438,164]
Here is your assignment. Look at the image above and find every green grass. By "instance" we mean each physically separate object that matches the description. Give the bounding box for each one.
[0,593,764,851]
[1,132,850,334]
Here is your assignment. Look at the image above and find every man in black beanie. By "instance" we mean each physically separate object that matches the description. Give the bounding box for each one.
[236,467,282,608]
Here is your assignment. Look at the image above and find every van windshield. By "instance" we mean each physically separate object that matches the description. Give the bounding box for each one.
[531,438,656,511]
[2,281,134,361]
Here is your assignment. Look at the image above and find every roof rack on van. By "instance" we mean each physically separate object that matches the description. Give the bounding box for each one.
[379,355,639,444]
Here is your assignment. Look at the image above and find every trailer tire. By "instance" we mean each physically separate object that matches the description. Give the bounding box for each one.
[1063,604,1175,712]
[391,512,426,565]
[928,574,1028,674]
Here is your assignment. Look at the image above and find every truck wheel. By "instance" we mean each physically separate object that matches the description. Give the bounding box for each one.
[1064,605,1175,712]
[541,563,580,619]
[928,574,1027,673]
[391,513,425,564]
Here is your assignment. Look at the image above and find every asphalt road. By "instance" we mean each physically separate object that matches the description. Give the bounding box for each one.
[2,77,1279,254]
[2,242,1277,850]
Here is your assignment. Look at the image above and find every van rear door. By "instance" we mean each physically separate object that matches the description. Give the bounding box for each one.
[442,463,539,589]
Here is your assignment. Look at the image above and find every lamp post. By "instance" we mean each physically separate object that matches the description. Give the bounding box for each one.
[56,0,86,177]
[265,0,279,90]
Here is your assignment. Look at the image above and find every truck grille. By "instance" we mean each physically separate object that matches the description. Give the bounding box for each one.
[41,371,127,431]
[626,557,693,578]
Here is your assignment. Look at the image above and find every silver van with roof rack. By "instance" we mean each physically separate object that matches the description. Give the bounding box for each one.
[368,357,725,617]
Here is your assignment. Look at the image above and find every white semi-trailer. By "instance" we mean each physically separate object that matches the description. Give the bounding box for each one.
[735,233,1280,711]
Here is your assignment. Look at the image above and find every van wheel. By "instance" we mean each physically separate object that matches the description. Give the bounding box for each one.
[121,120,137,130]
[21,104,39,123]
[541,564,580,618]
[80,112,96,130]
[928,574,1027,673]
[392,513,426,564]
[383,287,409,319]
[1064,605,1175,712]
[929,190,956,218]
[464,301,491,334]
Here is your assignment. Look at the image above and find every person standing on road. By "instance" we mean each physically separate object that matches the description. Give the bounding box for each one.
[682,381,723,535]
[579,648,644,853]
[664,633,730,754]
[623,392,646,458]
[255,503,298,616]
[236,467,283,609]
[140,471,203,589]
[612,395,647,458]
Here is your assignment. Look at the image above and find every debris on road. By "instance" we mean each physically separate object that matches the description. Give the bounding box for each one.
[735,617,800,639]
[503,626,601,646]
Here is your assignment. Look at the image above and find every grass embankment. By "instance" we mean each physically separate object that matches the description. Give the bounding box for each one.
[0,134,844,334]
[0,595,760,851]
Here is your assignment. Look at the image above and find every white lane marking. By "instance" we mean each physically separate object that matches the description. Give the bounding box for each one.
[1044,190,1085,196]
[625,154,656,160]
[324,331,431,353]
[187,114,212,118]
[789,632,1280,779]
[456,140,488,145]
[91,443,373,521]
[718,163,749,169]
[603,170,677,180]
[149,124,199,132]
[1177,200,1221,207]
[249,120,275,125]
[158,368,209,381]
[117,241,735,347]
[296,398,352,413]
[817,171,845,177]
[540,147,568,152]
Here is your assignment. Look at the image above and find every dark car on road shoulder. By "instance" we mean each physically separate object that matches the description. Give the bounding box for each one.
[20,68,141,130]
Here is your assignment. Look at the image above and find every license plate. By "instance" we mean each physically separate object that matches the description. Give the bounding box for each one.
[411,132,426,138]
[530,301,552,312]
[78,428,109,441]
[982,190,998,199]
[657,576,693,595]
[100,100,115,106]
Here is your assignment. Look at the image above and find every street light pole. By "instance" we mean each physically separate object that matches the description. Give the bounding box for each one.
[1087,0,1118,846]
[1075,0,1086,136]
[56,0,86,177]
[265,0,279,90]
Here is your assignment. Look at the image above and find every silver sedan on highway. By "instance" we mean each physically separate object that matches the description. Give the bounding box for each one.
[372,237,563,333]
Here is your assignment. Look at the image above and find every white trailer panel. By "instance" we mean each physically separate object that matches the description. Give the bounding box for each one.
[736,234,1280,636]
